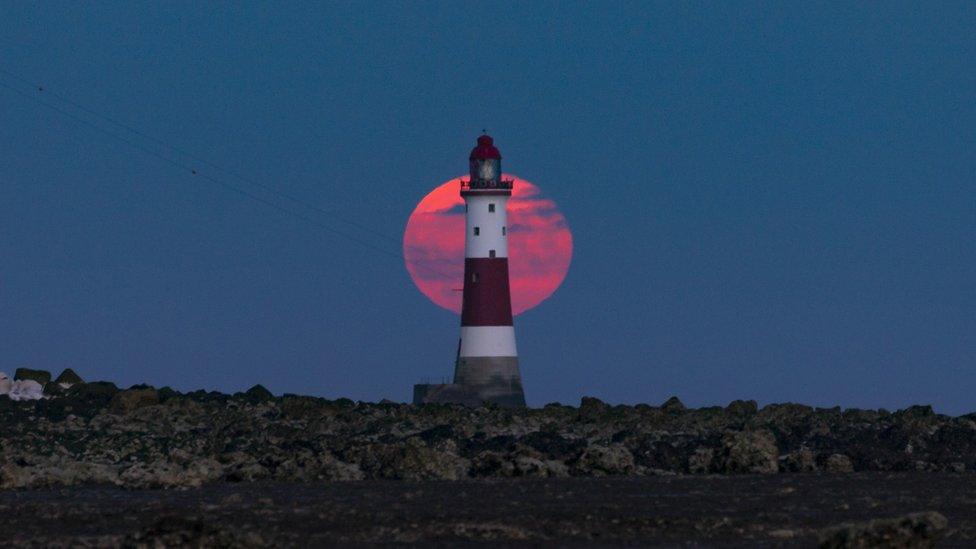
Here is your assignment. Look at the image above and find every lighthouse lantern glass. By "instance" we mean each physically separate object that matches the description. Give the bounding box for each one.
[470,158,501,184]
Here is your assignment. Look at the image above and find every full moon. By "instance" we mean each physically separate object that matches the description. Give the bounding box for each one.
[404,175,572,315]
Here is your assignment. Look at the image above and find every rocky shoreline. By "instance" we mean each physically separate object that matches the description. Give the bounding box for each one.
[1,372,974,490]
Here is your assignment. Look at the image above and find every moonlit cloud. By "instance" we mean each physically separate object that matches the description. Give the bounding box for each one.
[404,175,573,315]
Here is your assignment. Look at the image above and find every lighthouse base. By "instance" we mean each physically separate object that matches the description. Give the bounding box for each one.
[455,356,525,407]
[413,357,525,407]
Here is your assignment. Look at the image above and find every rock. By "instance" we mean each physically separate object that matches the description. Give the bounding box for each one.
[818,511,948,548]
[688,447,715,474]
[61,381,119,413]
[0,457,119,489]
[401,438,468,480]
[896,405,935,419]
[544,459,570,477]
[572,444,635,476]
[157,386,180,402]
[221,457,270,483]
[66,381,118,399]
[0,372,12,394]
[825,454,854,473]
[781,448,817,472]
[118,457,222,489]
[14,367,51,385]
[244,384,274,402]
[507,445,552,477]
[370,438,470,481]
[0,461,35,489]
[54,368,84,385]
[661,396,686,412]
[7,379,45,401]
[471,445,567,478]
[109,387,159,415]
[43,381,65,396]
[578,396,610,421]
[519,431,585,462]
[471,451,516,477]
[318,453,366,481]
[2,381,976,486]
[726,399,758,415]
[723,430,779,474]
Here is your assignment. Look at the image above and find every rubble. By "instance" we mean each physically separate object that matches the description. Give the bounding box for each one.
[1,384,975,488]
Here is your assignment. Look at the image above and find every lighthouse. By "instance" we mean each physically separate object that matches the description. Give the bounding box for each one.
[413,135,526,407]
[455,135,525,406]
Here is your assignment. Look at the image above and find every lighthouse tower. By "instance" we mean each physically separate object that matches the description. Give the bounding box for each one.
[412,135,526,407]
[454,135,525,407]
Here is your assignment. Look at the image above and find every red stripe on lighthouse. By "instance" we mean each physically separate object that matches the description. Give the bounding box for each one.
[461,258,514,326]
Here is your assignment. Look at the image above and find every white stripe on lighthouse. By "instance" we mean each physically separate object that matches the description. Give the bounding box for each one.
[459,326,518,357]
[464,194,509,259]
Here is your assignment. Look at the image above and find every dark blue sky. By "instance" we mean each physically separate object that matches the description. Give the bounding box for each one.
[1,3,973,413]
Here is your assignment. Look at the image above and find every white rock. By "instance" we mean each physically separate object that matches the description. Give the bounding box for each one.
[8,379,45,401]
[0,372,12,394]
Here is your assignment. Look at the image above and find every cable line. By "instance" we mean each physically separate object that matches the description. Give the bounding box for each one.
[0,71,457,279]
[0,67,402,249]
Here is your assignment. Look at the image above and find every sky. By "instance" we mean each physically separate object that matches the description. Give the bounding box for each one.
[1,2,973,413]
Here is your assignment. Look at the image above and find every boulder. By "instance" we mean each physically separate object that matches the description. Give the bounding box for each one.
[781,448,817,472]
[470,451,516,477]
[389,438,469,480]
[7,379,44,401]
[109,387,159,415]
[243,384,274,403]
[0,456,120,489]
[0,372,11,395]
[818,511,948,548]
[64,381,119,409]
[577,396,610,421]
[316,453,365,481]
[54,368,84,385]
[14,367,51,385]
[723,429,779,474]
[825,453,855,473]
[726,399,758,416]
[688,447,715,474]
[470,445,567,478]
[157,386,180,403]
[119,458,222,489]
[572,444,635,476]
[662,396,686,412]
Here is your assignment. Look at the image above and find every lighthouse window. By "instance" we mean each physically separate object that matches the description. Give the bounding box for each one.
[502,226,506,236]
[488,203,495,212]
[471,273,478,282]
[473,227,480,236]
[489,250,496,258]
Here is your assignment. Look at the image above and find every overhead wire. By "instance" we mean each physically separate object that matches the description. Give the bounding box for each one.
[0,69,458,280]
[0,67,405,250]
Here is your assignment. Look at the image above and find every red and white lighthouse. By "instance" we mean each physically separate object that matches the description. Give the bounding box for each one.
[413,135,525,407]
[453,135,525,406]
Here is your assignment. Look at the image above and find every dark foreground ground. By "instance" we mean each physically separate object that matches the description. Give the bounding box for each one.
[2,473,974,547]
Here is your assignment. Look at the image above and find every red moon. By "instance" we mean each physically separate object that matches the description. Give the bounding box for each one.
[404,175,572,315]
